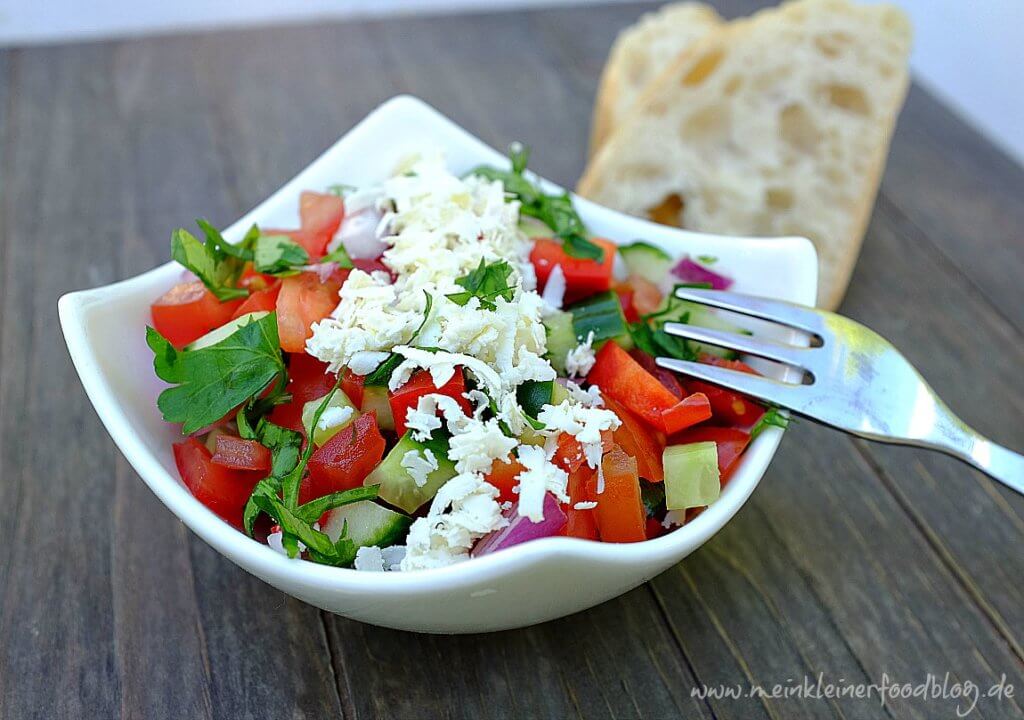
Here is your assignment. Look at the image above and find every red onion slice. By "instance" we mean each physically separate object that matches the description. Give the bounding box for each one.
[334,208,387,260]
[471,494,567,557]
[671,256,733,290]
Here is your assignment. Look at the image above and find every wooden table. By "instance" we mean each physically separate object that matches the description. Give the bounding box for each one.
[2,2,1022,718]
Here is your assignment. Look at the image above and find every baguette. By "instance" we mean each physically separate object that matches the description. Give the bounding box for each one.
[578,0,912,309]
[590,3,722,156]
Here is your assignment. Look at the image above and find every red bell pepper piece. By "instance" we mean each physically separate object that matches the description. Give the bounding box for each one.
[561,466,599,540]
[388,369,472,437]
[484,458,525,504]
[594,446,646,543]
[303,412,385,502]
[530,237,617,304]
[588,342,681,431]
[629,348,685,399]
[602,395,665,482]
[661,392,712,434]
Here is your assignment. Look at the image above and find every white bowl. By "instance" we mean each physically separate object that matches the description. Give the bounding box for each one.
[58,96,817,634]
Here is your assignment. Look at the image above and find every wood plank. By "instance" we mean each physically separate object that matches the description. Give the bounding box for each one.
[879,87,1024,330]
[0,44,125,720]
[108,34,347,720]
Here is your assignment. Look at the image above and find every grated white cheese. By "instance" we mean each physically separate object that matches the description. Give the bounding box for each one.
[400,473,508,571]
[564,330,596,378]
[316,405,354,433]
[400,447,439,488]
[515,445,569,522]
[573,501,598,510]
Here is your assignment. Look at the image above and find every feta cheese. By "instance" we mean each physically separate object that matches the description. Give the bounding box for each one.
[540,264,566,311]
[400,448,438,488]
[401,473,508,571]
[565,330,596,378]
[354,545,385,571]
[574,501,598,510]
[316,405,354,433]
[515,445,569,521]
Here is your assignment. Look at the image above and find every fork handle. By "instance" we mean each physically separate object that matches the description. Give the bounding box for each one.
[958,439,1024,496]
[927,413,1024,495]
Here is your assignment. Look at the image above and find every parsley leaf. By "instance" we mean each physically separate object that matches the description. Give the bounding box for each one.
[751,408,790,438]
[364,292,433,386]
[467,145,604,261]
[327,183,357,197]
[446,259,515,310]
[171,220,254,301]
[147,313,286,434]
[320,243,354,268]
[237,401,303,479]
[696,254,718,265]
[253,234,310,276]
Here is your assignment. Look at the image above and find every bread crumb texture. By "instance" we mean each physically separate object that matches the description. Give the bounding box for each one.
[579,0,912,309]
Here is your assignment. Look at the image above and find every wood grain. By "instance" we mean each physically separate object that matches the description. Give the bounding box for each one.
[0,3,1021,719]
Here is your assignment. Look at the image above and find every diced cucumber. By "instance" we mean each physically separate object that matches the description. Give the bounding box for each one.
[321,500,411,548]
[619,241,672,285]
[364,432,457,513]
[361,386,395,431]
[543,310,576,375]
[550,381,570,406]
[519,216,554,238]
[301,389,357,446]
[663,441,720,510]
[185,311,269,351]
[517,380,554,417]
[569,290,633,350]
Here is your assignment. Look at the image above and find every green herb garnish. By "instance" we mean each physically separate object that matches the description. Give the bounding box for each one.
[147,313,286,434]
[170,220,256,301]
[467,145,604,261]
[447,259,515,310]
[751,408,790,438]
[253,234,310,276]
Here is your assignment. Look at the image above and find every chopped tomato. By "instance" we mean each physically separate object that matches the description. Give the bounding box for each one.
[661,392,712,434]
[211,435,272,473]
[303,413,386,502]
[594,447,646,543]
[602,395,665,482]
[269,353,337,432]
[388,369,472,437]
[263,228,332,259]
[617,287,640,323]
[530,237,616,304]
[341,368,365,409]
[276,271,346,353]
[151,281,243,348]
[299,191,345,236]
[231,281,281,320]
[699,353,759,375]
[629,349,685,399]
[588,342,681,432]
[484,458,524,504]
[561,466,599,540]
[670,426,751,481]
[239,265,275,292]
[629,275,663,316]
[174,438,261,527]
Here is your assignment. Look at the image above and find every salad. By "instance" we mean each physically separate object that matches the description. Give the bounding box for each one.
[147,147,784,572]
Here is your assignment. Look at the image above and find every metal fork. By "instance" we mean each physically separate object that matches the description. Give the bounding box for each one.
[658,288,1024,496]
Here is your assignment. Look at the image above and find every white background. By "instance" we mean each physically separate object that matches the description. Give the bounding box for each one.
[0,0,1020,165]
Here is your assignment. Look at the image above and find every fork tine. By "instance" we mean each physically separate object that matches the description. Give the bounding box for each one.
[663,322,815,371]
[673,287,826,336]
[655,358,806,408]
